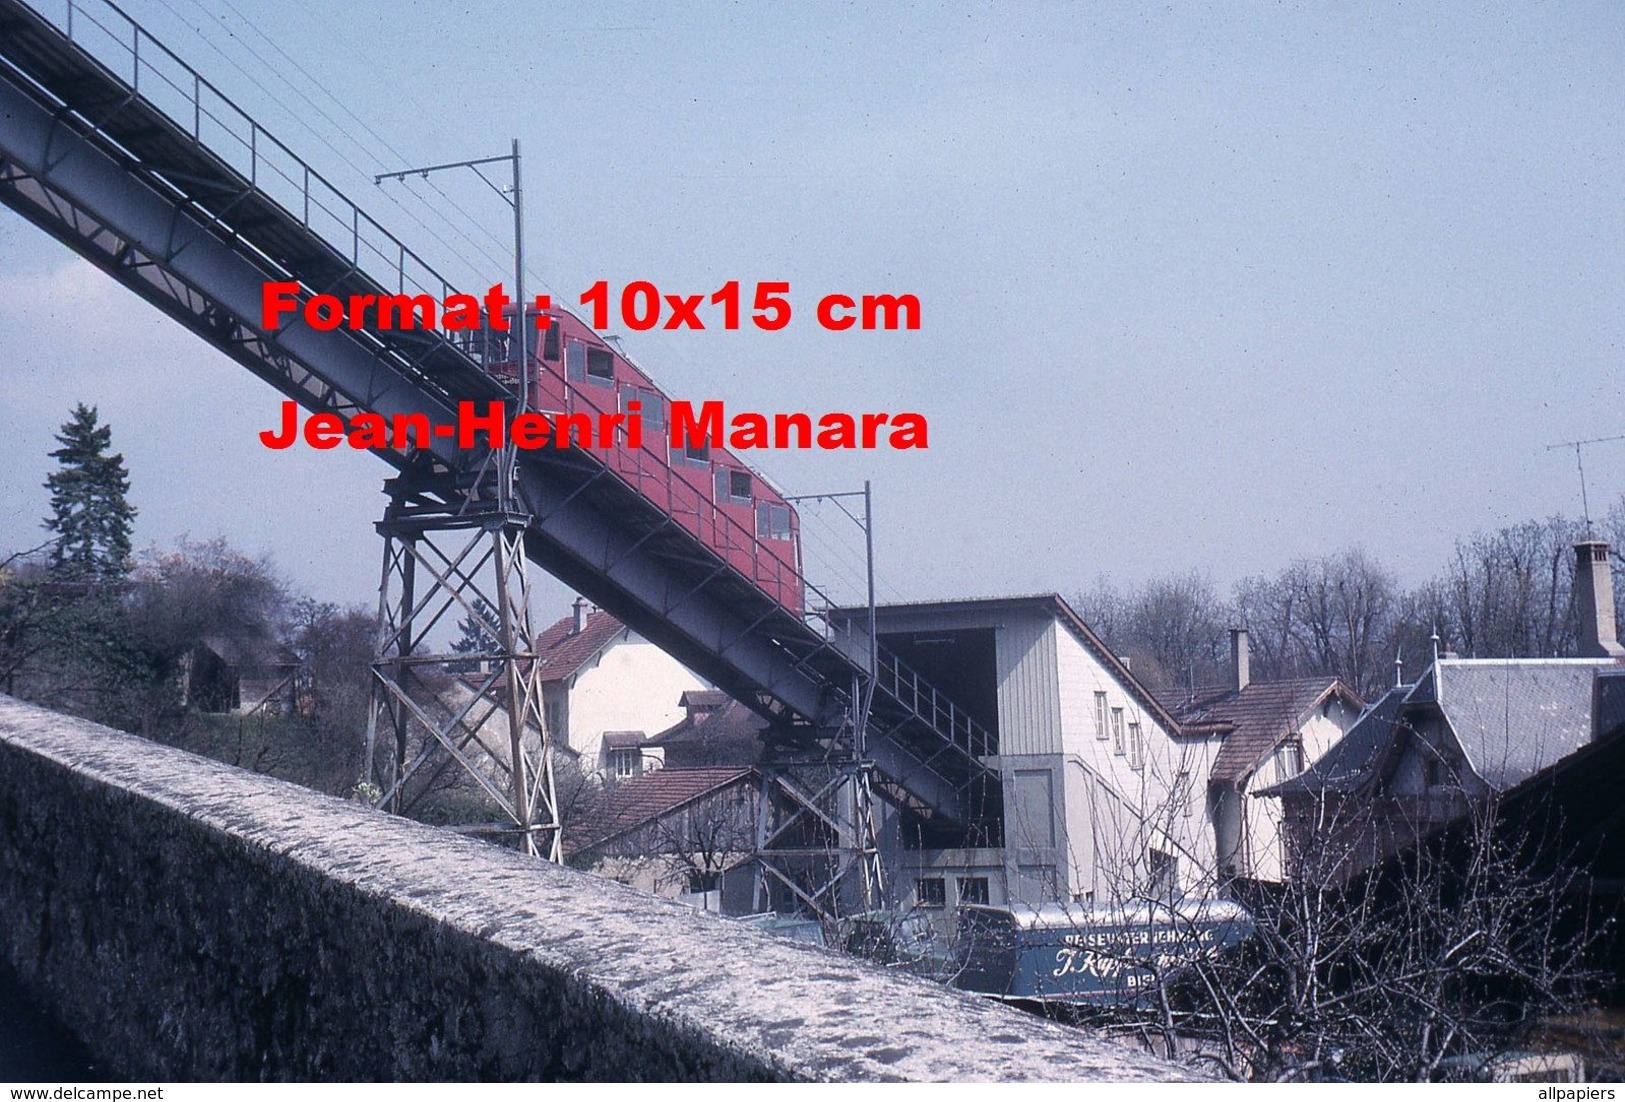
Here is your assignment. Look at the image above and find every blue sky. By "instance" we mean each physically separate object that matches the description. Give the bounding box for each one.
[1,0,1621,617]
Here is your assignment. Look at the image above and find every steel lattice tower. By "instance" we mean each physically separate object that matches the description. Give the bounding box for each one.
[364,455,560,861]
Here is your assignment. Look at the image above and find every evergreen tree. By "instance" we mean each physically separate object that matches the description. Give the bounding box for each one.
[44,404,135,581]
[450,597,501,657]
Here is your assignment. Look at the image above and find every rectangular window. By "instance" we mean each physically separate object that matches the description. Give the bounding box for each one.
[715,467,753,504]
[1111,707,1125,755]
[1128,722,1144,769]
[1150,849,1178,901]
[957,876,990,906]
[1275,739,1306,781]
[678,441,710,467]
[916,876,946,909]
[622,385,664,431]
[585,346,615,384]
[1094,691,1108,739]
[566,341,587,381]
[756,502,792,540]
[612,749,639,778]
[1176,771,1193,817]
[542,322,560,362]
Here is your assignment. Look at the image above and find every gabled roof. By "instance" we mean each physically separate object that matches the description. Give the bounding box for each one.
[566,766,756,853]
[646,697,765,766]
[533,607,628,685]
[197,634,299,670]
[1408,658,1615,790]
[1163,677,1360,786]
[1262,685,1412,798]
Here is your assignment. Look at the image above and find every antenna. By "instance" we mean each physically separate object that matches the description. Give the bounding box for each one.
[1545,433,1625,533]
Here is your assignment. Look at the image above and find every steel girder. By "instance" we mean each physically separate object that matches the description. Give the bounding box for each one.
[0,0,992,835]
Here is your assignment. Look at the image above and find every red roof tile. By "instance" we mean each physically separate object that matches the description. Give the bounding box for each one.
[533,607,627,684]
[566,766,756,853]
[1163,677,1361,786]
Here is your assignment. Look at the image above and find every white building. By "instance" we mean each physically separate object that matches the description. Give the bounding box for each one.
[856,595,1226,926]
[1161,631,1363,884]
[535,599,709,781]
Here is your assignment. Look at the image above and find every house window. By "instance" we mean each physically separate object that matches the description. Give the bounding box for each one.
[585,346,615,385]
[957,876,990,906]
[916,877,946,909]
[611,748,641,779]
[544,700,565,743]
[715,467,753,505]
[1128,722,1144,769]
[1423,756,1447,789]
[756,502,792,540]
[1176,771,1193,817]
[1111,708,1125,755]
[1279,737,1306,779]
[1094,692,1108,739]
[1150,849,1178,901]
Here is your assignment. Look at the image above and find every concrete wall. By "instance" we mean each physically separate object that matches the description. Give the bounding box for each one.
[0,694,1198,1083]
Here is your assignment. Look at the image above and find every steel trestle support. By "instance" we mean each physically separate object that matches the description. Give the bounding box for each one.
[363,462,561,861]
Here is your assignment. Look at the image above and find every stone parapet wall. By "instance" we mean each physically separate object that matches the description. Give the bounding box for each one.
[0,695,1197,1082]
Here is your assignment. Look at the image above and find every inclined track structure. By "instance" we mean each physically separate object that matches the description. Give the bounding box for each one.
[0,0,1003,915]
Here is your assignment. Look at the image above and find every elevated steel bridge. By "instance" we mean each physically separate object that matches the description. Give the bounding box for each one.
[0,0,1002,911]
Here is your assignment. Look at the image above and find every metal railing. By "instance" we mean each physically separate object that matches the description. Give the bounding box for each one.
[14,0,998,794]
[31,0,460,303]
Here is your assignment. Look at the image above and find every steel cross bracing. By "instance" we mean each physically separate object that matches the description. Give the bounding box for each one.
[363,458,561,860]
[0,0,1003,889]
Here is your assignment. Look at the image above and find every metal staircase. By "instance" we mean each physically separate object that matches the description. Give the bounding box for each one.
[0,0,1002,874]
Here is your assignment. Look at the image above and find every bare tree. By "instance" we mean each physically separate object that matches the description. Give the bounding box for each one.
[1084,791,1598,1082]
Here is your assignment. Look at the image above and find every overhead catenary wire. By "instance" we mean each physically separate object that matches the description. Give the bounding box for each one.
[141,0,562,302]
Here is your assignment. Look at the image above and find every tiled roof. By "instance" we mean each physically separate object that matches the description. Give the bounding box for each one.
[1260,686,1411,797]
[566,766,756,852]
[1163,677,1357,786]
[646,697,765,766]
[679,689,729,710]
[533,608,627,684]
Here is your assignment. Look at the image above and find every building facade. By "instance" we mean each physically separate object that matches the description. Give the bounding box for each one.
[850,595,1223,929]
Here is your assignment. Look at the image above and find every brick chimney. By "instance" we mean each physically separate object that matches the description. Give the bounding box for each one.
[1574,541,1625,658]
[572,596,590,635]
[1230,628,1251,693]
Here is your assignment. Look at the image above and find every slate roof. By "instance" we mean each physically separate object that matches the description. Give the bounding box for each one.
[1262,685,1411,797]
[1161,677,1358,786]
[600,730,648,750]
[566,766,756,852]
[533,607,627,684]
[1410,658,1615,790]
[1264,658,1622,798]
